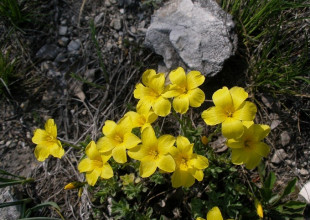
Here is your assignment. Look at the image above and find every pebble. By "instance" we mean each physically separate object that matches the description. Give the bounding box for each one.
[94,12,104,25]
[299,168,309,176]
[5,140,12,147]
[110,17,122,30]
[59,26,68,35]
[67,39,81,51]
[35,44,59,60]
[26,132,31,139]
[130,26,136,34]
[280,131,291,146]
[105,0,111,7]
[271,149,288,164]
[270,120,281,130]
[58,37,69,46]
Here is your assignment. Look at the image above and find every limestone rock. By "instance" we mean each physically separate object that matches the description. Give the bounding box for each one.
[144,0,237,76]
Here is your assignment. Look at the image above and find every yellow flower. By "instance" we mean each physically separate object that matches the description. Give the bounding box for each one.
[170,136,209,188]
[128,126,176,177]
[201,135,208,145]
[97,117,141,163]
[124,104,158,132]
[226,121,270,169]
[164,67,205,114]
[255,200,264,218]
[32,119,64,162]
[78,141,113,186]
[134,69,171,117]
[64,181,84,190]
[201,86,257,139]
[196,206,223,220]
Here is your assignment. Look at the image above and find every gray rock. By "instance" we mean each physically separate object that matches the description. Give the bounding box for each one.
[110,17,122,30]
[299,168,309,176]
[0,188,21,220]
[67,39,81,51]
[280,131,291,146]
[270,120,281,130]
[144,0,237,76]
[271,149,288,164]
[95,12,104,25]
[58,37,69,46]
[59,26,68,35]
[35,44,59,60]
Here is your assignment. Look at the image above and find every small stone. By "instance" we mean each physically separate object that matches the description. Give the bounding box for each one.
[285,160,292,165]
[261,95,273,108]
[0,140,4,145]
[26,132,31,139]
[110,17,122,30]
[58,37,69,46]
[270,120,281,130]
[36,44,59,60]
[67,39,81,51]
[5,140,12,147]
[299,168,309,176]
[130,26,136,34]
[94,12,104,25]
[120,9,125,14]
[54,52,68,63]
[59,26,68,35]
[61,19,67,25]
[292,161,296,166]
[271,149,288,164]
[82,110,87,115]
[280,131,290,146]
[105,0,111,7]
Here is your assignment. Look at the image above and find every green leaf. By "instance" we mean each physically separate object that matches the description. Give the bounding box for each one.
[24,202,61,218]
[0,198,32,208]
[264,172,276,189]
[19,218,62,220]
[281,178,297,199]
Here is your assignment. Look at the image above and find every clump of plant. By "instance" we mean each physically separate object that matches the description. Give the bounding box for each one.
[31,67,306,219]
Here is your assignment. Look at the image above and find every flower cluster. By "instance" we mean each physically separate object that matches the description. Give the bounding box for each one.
[31,67,270,191]
[201,86,270,169]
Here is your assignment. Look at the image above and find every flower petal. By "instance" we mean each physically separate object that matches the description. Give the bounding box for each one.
[123,133,141,149]
[173,94,189,114]
[45,119,57,137]
[134,83,147,99]
[188,88,205,107]
[171,169,195,188]
[226,139,244,149]
[100,163,114,179]
[157,154,175,173]
[127,145,146,160]
[253,124,270,141]
[85,141,101,160]
[49,143,64,159]
[142,69,156,86]
[158,134,175,154]
[78,158,95,172]
[141,127,157,148]
[148,73,166,94]
[244,152,262,170]
[86,168,101,186]
[230,87,248,110]
[222,117,244,139]
[102,120,117,136]
[192,155,209,169]
[112,146,127,163]
[137,99,152,115]
[190,169,204,181]
[233,101,257,121]
[207,207,223,220]
[252,142,270,158]
[32,129,49,145]
[212,86,232,108]
[139,160,157,177]
[201,106,226,125]
[169,67,186,87]
[176,136,192,154]
[34,144,50,162]
[186,70,205,90]
[97,136,115,153]
[231,148,246,165]
[153,96,171,116]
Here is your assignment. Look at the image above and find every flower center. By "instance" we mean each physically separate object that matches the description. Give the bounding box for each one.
[149,149,159,160]
[244,140,251,148]
[92,160,103,168]
[114,134,123,143]
[179,157,188,170]
[46,135,55,142]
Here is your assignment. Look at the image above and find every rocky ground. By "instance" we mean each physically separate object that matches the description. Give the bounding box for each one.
[0,0,309,219]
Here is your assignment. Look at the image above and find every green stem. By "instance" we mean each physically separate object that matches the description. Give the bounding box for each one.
[171,111,187,136]
[61,141,82,150]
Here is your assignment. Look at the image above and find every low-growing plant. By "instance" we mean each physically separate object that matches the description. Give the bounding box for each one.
[0,50,17,96]
[31,67,306,219]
